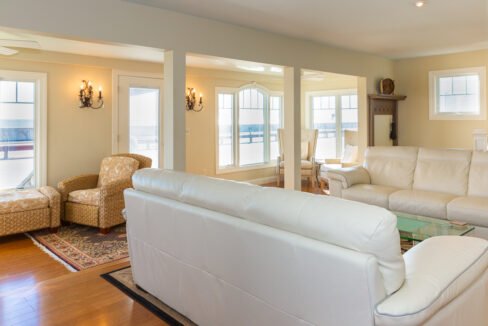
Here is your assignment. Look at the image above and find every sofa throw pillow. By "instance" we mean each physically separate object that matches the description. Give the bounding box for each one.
[342,145,358,163]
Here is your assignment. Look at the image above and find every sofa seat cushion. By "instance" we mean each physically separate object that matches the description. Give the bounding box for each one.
[389,190,455,220]
[0,189,49,214]
[342,184,399,209]
[68,188,100,206]
[448,196,488,227]
[97,156,139,187]
[279,160,313,169]
[375,236,488,325]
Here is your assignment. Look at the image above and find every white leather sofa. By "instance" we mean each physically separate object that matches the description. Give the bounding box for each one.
[327,147,488,239]
[124,169,488,326]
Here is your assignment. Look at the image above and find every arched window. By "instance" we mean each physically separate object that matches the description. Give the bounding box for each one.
[217,84,283,171]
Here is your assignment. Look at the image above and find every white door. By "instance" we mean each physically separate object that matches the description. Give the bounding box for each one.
[117,75,164,168]
[0,70,46,190]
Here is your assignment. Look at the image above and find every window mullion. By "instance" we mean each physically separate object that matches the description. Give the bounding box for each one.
[336,95,343,159]
[264,95,270,163]
[234,92,239,167]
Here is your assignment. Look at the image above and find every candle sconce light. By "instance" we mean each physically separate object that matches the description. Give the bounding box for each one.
[185,87,203,112]
[79,80,104,109]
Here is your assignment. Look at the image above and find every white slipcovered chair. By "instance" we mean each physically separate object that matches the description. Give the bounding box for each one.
[276,128,318,187]
[319,129,359,188]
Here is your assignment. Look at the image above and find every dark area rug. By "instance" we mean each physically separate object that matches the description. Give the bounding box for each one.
[101,266,196,326]
[27,224,128,271]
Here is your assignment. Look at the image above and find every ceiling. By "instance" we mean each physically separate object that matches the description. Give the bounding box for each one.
[0,29,355,81]
[126,0,488,59]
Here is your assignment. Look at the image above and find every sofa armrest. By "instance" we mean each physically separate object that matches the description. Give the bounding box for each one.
[375,236,488,326]
[39,186,61,228]
[326,166,370,189]
[57,174,99,201]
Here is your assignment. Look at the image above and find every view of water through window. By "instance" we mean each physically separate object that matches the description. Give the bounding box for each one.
[0,80,35,190]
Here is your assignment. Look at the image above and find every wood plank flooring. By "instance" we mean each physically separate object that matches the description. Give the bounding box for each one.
[0,234,166,326]
[0,182,324,325]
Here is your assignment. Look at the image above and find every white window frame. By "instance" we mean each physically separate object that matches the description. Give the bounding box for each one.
[429,67,486,120]
[0,70,47,188]
[306,89,358,159]
[215,84,283,174]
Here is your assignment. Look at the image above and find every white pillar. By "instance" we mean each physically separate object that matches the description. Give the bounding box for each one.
[163,49,186,171]
[283,66,301,190]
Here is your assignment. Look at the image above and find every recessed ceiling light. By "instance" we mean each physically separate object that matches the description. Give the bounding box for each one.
[236,65,265,72]
[415,0,426,7]
[270,66,283,73]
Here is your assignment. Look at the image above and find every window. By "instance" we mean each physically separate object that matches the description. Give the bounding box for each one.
[217,85,283,172]
[308,90,358,160]
[0,70,47,190]
[429,67,486,120]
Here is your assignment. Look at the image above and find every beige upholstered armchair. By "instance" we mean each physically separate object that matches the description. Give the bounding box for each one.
[57,153,151,233]
[276,128,319,187]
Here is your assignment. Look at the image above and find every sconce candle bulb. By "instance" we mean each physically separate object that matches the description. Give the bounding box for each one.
[79,80,104,109]
[186,87,204,112]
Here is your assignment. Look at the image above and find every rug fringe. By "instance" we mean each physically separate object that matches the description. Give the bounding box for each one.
[24,233,77,272]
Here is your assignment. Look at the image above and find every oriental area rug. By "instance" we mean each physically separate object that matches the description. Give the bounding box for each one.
[27,224,129,271]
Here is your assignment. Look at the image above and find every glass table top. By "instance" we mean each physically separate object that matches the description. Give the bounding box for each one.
[395,212,475,242]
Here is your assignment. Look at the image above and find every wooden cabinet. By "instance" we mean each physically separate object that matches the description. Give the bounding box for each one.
[368,94,406,146]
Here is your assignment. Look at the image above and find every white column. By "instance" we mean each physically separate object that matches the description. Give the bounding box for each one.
[283,66,301,190]
[163,49,186,171]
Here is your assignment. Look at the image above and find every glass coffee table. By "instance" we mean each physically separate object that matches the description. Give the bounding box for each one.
[395,212,475,251]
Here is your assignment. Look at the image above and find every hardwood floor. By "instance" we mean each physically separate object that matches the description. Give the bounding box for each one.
[0,182,324,325]
[0,234,166,326]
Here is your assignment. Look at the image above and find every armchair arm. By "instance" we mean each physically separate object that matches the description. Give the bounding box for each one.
[100,178,133,199]
[326,166,370,189]
[39,186,61,228]
[57,174,99,201]
[375,236,488,326]
[99,178,133,229]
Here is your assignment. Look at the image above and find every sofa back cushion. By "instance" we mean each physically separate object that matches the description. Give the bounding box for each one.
[132,169,405,295]
[364,146,419,189]
[468,151,488,197]
[413,148,471,196]
[98,156,139,187]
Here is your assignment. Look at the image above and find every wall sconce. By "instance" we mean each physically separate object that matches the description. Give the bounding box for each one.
[186,87,203,112]
[79,80,104,109]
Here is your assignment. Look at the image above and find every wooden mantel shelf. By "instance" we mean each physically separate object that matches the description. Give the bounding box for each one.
[368,94,407,101]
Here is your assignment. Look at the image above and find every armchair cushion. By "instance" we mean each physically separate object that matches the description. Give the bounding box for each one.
[279,160,313,169]
[68,188,100,206]
[97,156,139,187]
[375,236,488,326]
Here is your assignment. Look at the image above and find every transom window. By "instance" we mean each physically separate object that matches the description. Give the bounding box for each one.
[217,85,283,172]
[429,67,486,120]
[308,90,358,160]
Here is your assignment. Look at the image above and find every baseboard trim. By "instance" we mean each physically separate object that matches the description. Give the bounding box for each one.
[246,176,276,185]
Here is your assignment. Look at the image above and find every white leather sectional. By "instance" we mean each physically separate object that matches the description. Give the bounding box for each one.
[125,169,488,326]
[327,147,488,238]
